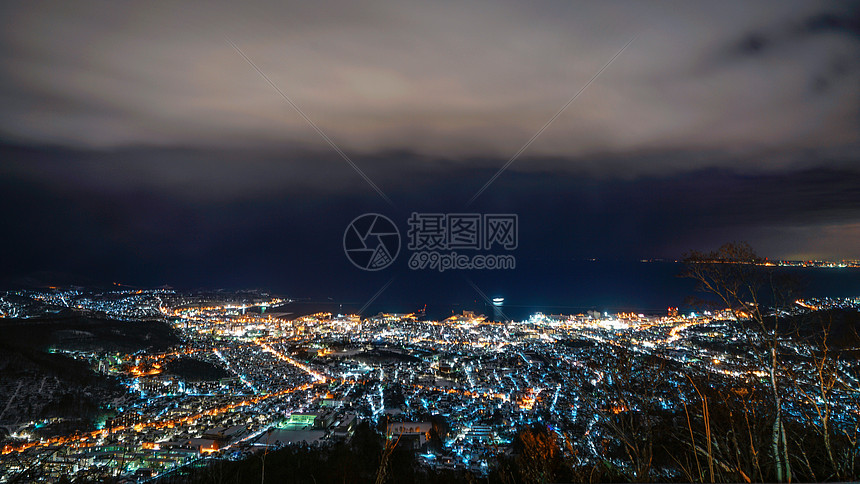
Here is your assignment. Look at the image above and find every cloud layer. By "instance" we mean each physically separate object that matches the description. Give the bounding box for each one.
[2,0,858,173]
[1,0,858,286]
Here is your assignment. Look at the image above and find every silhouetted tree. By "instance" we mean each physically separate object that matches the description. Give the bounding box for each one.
[683,242,798,482]
[513,425,569,484]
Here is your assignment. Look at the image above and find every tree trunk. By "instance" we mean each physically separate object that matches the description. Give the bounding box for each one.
[771,347,785,482]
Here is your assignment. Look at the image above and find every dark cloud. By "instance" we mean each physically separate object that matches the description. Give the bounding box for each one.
[0,1,857,289]
[728,6,860,58]
[736,33,769,56]
[718,5,860,97]
[801,10,860,38]
[2,142,858,290]
[0,0,857,167]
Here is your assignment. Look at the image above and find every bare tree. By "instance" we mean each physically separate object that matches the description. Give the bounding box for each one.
[679,372,772,483]
[786,317,860,480]
[374,430,401,484]
[517,426,563,484]
[593,343,669,482]
[683,242,798,482]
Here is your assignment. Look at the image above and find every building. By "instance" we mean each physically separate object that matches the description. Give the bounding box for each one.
[387,422,432,449]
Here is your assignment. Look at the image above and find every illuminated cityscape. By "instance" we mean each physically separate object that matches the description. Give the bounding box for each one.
[1,287,858,481]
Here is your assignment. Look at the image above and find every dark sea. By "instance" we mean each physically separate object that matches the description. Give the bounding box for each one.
[271,261,860,322]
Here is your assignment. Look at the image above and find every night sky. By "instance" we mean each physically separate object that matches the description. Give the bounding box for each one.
[1,1,859,300]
